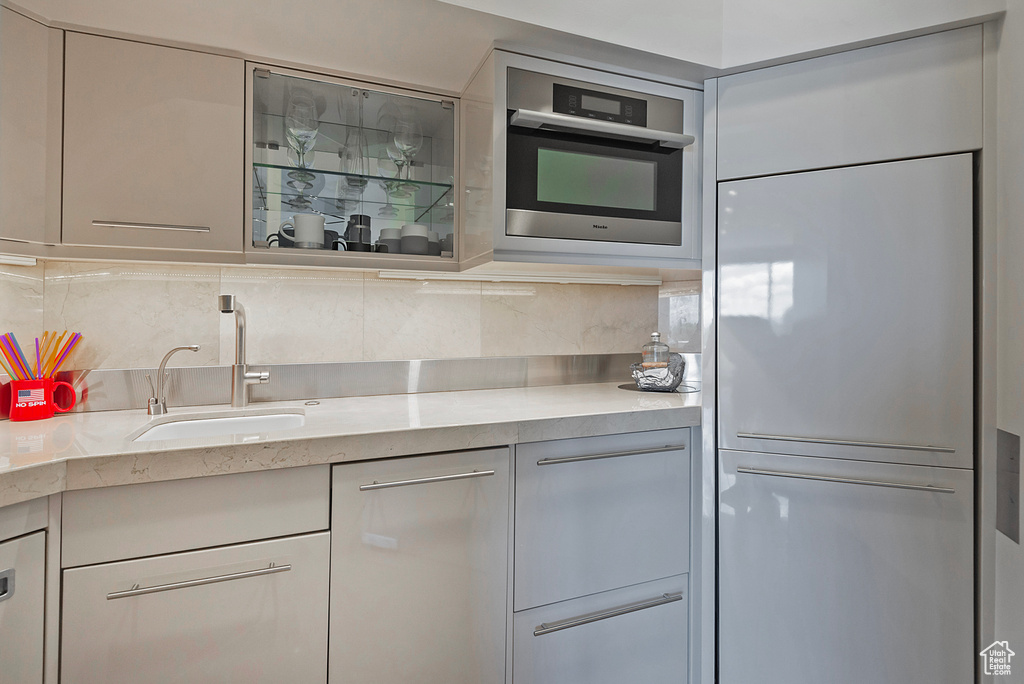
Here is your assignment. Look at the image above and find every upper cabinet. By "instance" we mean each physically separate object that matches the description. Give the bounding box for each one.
[62,33,245,254]
[0,7,62,251]
[245,66,458,270]
[716,26,983,180]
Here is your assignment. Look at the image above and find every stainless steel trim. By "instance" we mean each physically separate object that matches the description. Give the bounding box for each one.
[0,568,13,603]
[359,469,495,491]
[92,221,211,233]
[510,109,694,149]
[735,466,957,494]
[506,67,685,134]
[506,209,682,246]
[106,563,291,600]
[533,592,683,636]
[537,445,682,466]
[735,432,957,454]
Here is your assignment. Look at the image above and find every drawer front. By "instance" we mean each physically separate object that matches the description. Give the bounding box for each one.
[62,531,329,684]
[0,497,47,544]
[515,429,689,611]
[0,531,45,684]
[329,448,510,684]
[717,26,982,180]
[513,575,687,684]
[62,465,329,567]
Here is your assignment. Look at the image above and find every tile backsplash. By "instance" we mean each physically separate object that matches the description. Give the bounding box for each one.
[1,260,685,369]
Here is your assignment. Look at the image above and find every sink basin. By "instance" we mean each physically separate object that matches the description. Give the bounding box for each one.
[132,410,305,442]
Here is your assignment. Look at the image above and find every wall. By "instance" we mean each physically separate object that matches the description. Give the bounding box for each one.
[0,260,660,372]
[995,0,1024,665]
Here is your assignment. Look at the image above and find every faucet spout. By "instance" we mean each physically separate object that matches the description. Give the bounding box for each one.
[148,344,201,416]
[218,294,269,407]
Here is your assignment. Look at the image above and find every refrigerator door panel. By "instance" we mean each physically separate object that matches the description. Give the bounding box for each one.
[718,154,973,468]
[719,449,973,684]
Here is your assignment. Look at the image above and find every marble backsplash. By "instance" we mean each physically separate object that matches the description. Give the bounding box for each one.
[1,260,698,370]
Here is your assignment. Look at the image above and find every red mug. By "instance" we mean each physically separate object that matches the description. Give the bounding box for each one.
[1,378,76,421]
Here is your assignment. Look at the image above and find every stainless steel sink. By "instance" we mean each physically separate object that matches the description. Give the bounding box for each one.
[131,408,305,442]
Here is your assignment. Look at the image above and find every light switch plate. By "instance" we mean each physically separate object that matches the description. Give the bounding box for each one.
[997,429,1020,543]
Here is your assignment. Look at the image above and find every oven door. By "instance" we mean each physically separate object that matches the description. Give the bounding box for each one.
[505,118,683,246]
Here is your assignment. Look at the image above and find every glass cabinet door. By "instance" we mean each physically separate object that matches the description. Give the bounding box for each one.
[249,67,456,263]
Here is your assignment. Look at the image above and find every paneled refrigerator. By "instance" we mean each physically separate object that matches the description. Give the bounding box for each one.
[717,154,974,683]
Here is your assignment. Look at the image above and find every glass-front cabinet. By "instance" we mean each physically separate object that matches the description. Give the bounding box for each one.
[246,65,457,268]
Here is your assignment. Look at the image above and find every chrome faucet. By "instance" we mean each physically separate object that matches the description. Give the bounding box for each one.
[218,294,270,407]
[148,345,200,416]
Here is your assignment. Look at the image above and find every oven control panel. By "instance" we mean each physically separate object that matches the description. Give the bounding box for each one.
[553,83,648,127]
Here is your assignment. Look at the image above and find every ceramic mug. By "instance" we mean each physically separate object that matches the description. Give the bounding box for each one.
[2,378,76,422]
[400,223,429,255]
[279,214,325,248]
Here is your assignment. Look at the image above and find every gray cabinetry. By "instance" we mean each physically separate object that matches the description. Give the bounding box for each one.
[0,7,62,252]
[329,448,510,684]
[62,33,244,255]
[0,531,45,684]
[512,429,691,683]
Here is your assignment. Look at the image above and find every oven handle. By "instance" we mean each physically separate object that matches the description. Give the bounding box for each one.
[510,109,695,149]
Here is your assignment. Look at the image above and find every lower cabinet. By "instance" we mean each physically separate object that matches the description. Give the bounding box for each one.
[329,448,510,684]
[0,531,45,684]
[61,532,330,683]
[512,576,688,684]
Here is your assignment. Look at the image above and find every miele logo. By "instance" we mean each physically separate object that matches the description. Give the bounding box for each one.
[592,224,609,230]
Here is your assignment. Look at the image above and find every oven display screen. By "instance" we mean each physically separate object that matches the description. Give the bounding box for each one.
[581,94,621,115]
[536,148,656,211]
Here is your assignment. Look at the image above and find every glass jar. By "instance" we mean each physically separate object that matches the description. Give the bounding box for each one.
[641,332,670,368]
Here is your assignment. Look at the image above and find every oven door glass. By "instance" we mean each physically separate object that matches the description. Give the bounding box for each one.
[506,122,682,245]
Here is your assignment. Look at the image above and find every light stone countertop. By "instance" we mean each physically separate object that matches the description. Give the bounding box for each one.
[0,382,700,508]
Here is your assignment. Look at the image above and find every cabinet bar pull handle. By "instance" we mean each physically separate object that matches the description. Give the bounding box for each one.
[736,432,956,454]
[106,562,290,600]
[359,469,495,491]
[736,466,956,494]
[537,445,682,466]
[534,592,683,636]
[92,220,211,233]
[510,109,695,149]
[0,568,14,603]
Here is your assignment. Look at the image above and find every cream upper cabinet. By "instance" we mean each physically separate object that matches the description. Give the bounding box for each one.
[716,26,983,180]
[62,33,244,253]
[0,7,62,250]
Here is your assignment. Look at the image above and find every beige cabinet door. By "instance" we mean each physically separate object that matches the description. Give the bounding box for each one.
[0,8,62,249]
[329,448,510,684]
[0,531,45,684]
[62,33,244,253]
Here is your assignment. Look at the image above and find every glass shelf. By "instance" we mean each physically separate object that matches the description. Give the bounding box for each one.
[250,69,456,259]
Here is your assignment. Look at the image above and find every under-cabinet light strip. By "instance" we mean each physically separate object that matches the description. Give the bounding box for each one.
[376,270,662,286]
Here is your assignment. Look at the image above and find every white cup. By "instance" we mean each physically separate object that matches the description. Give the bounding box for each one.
[279,214,325,248]
[400,223,429,255]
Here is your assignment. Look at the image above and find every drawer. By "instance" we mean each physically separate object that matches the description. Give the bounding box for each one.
[62,531,330,683]
[514,428,689,611]
[62,465,329,567]
[513,575,687,684]
[0,497,47,544]
[0,531,45,684]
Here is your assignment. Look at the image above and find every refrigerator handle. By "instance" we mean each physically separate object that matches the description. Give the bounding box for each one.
[735,432,956,454]
[736,466,956,494]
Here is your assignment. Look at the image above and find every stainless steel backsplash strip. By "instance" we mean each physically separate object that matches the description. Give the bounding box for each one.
[55,353,700,413]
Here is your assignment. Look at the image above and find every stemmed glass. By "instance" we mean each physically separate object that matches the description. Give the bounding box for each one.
[376,156,401,219]
[393,119,423,193]
[384,140,411,198]
[285,92,319,190]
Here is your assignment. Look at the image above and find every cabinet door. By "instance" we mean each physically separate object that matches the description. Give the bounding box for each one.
[62,33,243,252]
[0,8,62,248]
[717,26,982,179]
[0,531,45,684]
[515,429,689,610]
[61,532,329,684]
[512,575,687,684]
[719,450,973,684]
[329,448,510,684]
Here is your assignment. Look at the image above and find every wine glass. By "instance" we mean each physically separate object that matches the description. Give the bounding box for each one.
[376,157,400,219]
[376,96,402,143]
[393,119,423,193]
[285,92,319,187]
[384,140,411,198]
